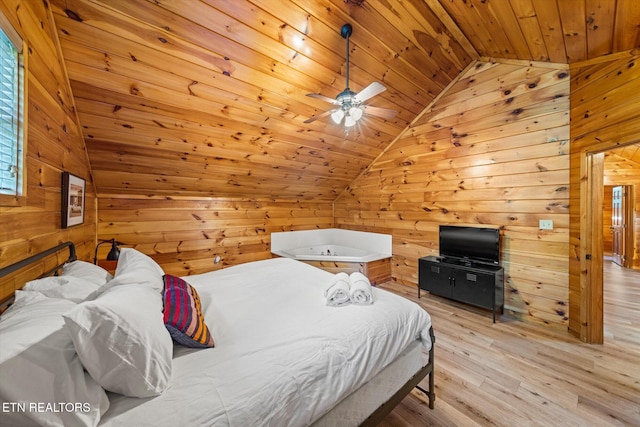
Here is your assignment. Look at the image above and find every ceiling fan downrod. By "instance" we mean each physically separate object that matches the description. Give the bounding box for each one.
[341,23,353,94]
[332,23,363,127]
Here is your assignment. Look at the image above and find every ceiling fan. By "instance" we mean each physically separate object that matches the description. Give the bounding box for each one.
[304,24,397,127]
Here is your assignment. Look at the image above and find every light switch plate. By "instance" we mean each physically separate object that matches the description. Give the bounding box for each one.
[539,219,553,230]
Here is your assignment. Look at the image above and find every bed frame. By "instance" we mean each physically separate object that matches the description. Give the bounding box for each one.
[361,327,435,425]
[0,242,435,424]
[0,241,77,311]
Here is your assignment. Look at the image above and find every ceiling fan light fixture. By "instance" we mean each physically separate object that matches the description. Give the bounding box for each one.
[344,115,357,127]
[303,24,396,126]
[331,109,345,124]
[350,106,364,121]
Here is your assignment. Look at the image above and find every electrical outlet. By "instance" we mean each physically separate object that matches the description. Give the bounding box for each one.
[539,219,553,230]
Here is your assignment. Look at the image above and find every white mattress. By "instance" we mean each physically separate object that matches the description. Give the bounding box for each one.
[312,339,425,427]
[100,258,432,427]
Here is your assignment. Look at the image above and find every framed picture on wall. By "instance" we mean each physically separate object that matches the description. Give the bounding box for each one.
[61,172,85,228]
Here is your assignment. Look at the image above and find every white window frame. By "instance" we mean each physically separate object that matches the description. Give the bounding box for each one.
[0,11,26,206]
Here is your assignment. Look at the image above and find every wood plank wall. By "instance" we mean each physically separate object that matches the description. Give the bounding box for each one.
[0,0,94,302]
[568,51,640,338]
[334,60,571,329]
[97,195,333,277]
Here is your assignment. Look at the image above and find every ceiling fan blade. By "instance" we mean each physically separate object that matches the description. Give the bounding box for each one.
[363,105,398,120]
[355,82,387,103]
[303,109,333,124]
[306,93,340,105]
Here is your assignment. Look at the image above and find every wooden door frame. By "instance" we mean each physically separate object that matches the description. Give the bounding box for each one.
[581,151,604,343]
[581,141,638,343]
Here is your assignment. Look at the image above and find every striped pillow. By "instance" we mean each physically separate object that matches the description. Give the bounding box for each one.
[162,275,215,348]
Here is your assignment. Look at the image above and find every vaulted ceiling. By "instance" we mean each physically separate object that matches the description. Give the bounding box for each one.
[607,143,640,168]
[49,0,640,200]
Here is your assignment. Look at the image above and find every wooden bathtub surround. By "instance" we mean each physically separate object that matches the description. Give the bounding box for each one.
[301,257,391,286]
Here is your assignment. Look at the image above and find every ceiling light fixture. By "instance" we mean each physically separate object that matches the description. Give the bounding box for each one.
[330,101,364,128]
[304,24,397,127]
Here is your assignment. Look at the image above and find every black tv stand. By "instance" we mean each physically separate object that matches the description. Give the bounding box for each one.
[419,255,504,322]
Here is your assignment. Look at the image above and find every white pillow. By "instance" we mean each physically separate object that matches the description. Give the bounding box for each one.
[61,260,113,285]
[23,276,101,303]
[108,248,164,291]
[63,284,173,398]
[0,291,109,426]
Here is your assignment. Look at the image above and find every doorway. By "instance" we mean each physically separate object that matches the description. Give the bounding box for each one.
[584,142,639,344]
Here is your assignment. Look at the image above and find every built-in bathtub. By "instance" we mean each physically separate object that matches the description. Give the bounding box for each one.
[271,229,392,284]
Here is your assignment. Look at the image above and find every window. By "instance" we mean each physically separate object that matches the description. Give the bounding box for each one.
[0,12,24,204]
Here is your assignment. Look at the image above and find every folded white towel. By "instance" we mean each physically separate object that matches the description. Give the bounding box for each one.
[349,272,374,305]
[324,272,351,306]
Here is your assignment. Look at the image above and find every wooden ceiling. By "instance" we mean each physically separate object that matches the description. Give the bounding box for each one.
[607,143,640,167]
[48,0,640,200]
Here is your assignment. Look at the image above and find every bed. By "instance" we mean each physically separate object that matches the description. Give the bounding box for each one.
[0,242,435,427]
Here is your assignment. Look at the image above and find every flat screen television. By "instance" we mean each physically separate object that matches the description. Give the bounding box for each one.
[439,225,500,265]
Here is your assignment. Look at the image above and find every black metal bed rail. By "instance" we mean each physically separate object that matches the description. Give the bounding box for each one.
[0,241,77,310]
[0,241,77,279]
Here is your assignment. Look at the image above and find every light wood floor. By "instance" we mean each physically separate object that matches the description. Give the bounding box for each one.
[379,261,640,426]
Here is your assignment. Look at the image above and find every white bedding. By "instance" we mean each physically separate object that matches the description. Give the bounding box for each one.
[101,258,432,427]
